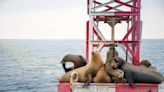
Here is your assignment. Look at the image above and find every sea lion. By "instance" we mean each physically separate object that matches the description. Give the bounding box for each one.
[93,65,112,83]
[113,57,164,87]
[61,54,87,72]
[59,51,104,84]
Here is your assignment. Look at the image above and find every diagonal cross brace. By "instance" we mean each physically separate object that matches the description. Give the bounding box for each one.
[93,1,122,12]
[103,0,133,11]
[115,0,138,10]
[122,21,136,41]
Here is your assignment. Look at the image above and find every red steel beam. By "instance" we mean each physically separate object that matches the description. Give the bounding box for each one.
[135,0,141,65]
[131,0,137,65]
[86,21,89,61]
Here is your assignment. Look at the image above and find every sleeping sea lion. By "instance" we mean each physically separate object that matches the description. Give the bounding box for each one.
[61,54,87,72]
[59,51,103,85]
[113,57,164,87]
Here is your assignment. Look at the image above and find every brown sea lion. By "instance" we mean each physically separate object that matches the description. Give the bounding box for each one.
[59,51,104,84]
[61,54,87,72]
[93,65,112,83]
[113,57,164,87]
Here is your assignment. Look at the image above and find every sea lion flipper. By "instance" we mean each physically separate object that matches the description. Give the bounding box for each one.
[83,81,90,88]
[125,70,135,87]
[83,73,92,87]
[65,67,74,72]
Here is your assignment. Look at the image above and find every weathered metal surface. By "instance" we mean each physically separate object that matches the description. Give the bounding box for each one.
[58,83,164,92]
[116,83,158,92]
[72,83,115,92]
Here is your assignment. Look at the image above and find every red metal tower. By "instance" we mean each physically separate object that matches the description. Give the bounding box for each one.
[86,0,141,65]
[58,0,144,92]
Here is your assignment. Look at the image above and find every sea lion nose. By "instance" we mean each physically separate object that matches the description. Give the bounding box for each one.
[92,50,97,55]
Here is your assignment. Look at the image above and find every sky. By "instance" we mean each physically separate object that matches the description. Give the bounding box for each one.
[0,0,164,39]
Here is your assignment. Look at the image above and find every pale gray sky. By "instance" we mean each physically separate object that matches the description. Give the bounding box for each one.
[0,0,164,39]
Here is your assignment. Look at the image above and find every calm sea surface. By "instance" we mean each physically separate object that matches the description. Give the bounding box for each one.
[0,39,164,92]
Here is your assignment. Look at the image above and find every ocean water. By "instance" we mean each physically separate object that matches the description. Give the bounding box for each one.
[0,39,164,92]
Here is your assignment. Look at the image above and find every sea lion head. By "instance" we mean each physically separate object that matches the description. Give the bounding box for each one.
[70,71,79,83]
[113,69,124,78]
[140,59,151,67]
[110,59,118,69]
[110,57,126,68]
[91,51,102,62]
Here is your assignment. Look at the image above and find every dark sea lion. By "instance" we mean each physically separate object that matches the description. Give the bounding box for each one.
[114,57,164,87]
[93,65,112,83]
[61,54,87,72]
[59,51,103,84]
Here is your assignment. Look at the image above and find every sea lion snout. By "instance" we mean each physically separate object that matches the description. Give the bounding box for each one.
[117,70,124,78]
[91,51,98,56]
[112,69,124,78]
